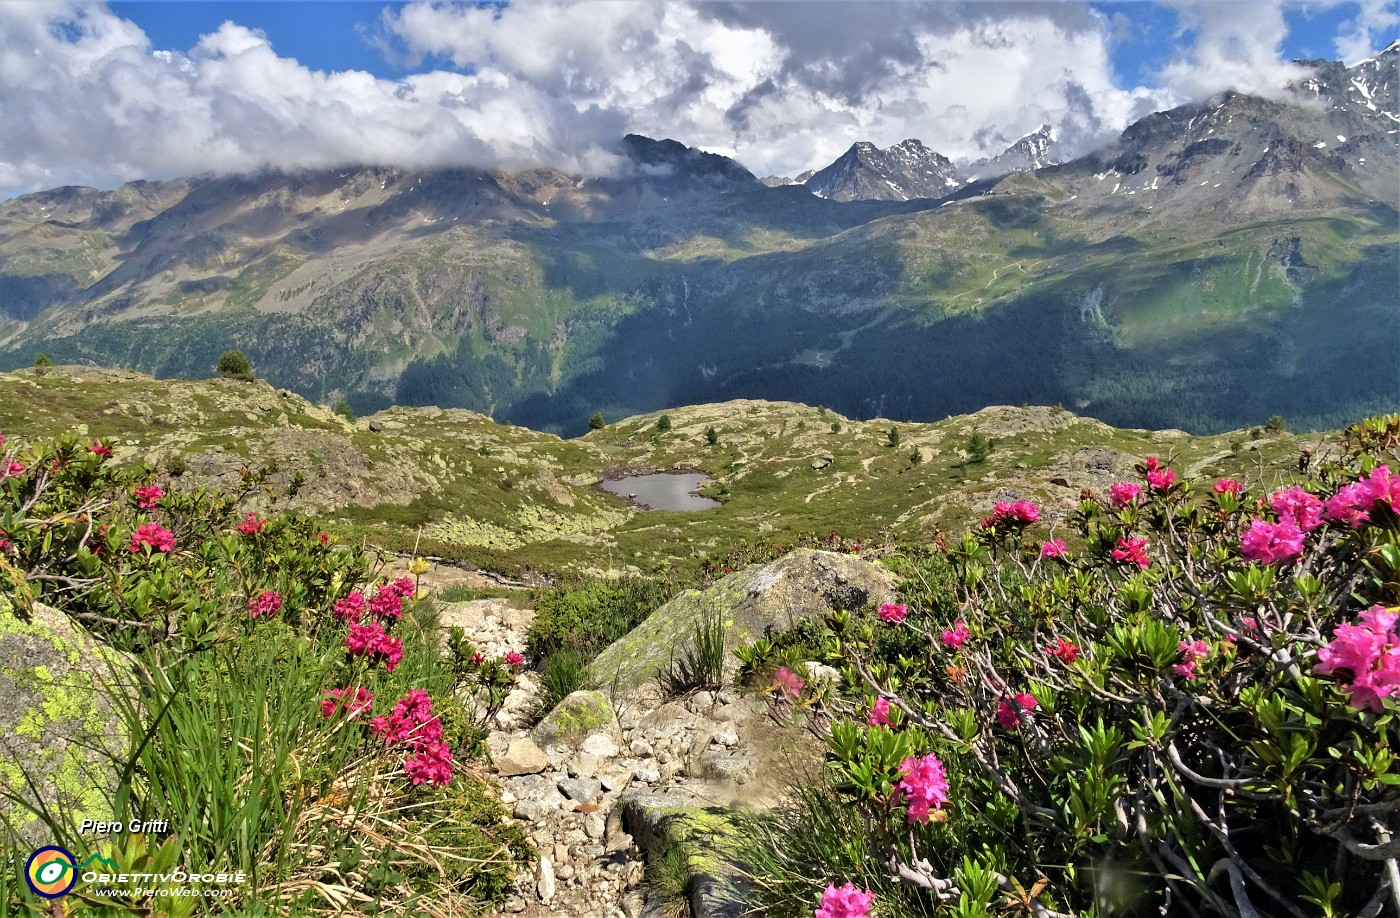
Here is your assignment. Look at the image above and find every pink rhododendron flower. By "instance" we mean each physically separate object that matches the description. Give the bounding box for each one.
[236,512,267,536]
[89,441,112,458]
[333,591,367,623]
[1324,467,1400,528]
[346,622,405,673]
[940,620,970,649]
[1270,486,1324,532]
[869,697,893,727]
[1144,457,1176,490]
[132,484,164,509]
[504,651,525,667]
[1213,478,1242,495]
[370,689,439,742]
[1048,637,1080,663]
[1174,639,1210,680]
[320,686,373,720]
[995,692,1038,729]
[1108,482,1142,508]
[980,500,1040,529]
[878,603,907,623]
[1111,537,1151,569]
[1323,482,1373,528]
[771,666,805,698]
[404,739,455,786]
[1239,518,1305,565]
[247,590,282,619]
[129,522,175,553]
[1316,605,1400,712]
[814,882,875,918]
[469,651,485,665]
[369,588,404,622]
[896,753,950,823]
[1040,539,1067,559]
[4,460,26,478]
[388,576,417,598]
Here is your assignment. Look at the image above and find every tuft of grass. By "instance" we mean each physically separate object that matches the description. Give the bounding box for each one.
[664,612,726,696]
[436,582,482,603]
[539,647,589,709]
[644,836,695,918]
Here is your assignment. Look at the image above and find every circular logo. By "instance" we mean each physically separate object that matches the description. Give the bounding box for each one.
[25,846,78,899]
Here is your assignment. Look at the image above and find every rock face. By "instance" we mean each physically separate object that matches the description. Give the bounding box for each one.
[0,599,131,846]
[588,549,897,693]
[532,690,621,750]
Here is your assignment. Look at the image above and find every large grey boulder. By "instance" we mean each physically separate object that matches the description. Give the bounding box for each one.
[531,689,622,751]
[0,599,131,846]
[588,549,897,694]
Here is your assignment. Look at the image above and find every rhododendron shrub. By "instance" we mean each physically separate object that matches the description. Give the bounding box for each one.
[0,430,530,909]
[740,418,1400,918]
[0,432,369,651]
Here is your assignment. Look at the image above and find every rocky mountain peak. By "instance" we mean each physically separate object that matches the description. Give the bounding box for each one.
[803,138,960,202]
[964,123,1066,180]
[617,134,758,187]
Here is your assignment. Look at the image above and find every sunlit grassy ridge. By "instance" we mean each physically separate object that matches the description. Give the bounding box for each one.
[0,367,1314,578]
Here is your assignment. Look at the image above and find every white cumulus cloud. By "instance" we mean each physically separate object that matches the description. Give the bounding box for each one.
[0,0,1383,195]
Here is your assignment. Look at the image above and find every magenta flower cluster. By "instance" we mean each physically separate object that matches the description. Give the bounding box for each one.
[1111,536,1151,569]
[129,522,175,553]
[132,484,164,510]
[235,512,267,536]
[346,621,405,673]
[980,500,1040,530]
[1322,465,1400,529]
[369,689,455,786]
[1316,605,1400,712]
[869,697,893,727]
[1109,481,1142,508]
[1241,470,1399,565]
[247,590,282,619]
[320,686,374,720]
[1174,639,1211,680]
[940,620,969,649]
[771,666,805,698]
[814,882,875,918]
[1048,637,1080,664]
[877,602,907,623]
[1143,457,1176,491]
[995,692,1038,730]
[896,752,950,824]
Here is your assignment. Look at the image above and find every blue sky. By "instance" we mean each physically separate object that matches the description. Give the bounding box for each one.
[1,1,1394,195]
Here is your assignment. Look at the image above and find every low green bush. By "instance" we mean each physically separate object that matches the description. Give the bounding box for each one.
[525,577,675,663]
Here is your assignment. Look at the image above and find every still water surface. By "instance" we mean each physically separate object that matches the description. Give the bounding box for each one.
[598,472,720,511]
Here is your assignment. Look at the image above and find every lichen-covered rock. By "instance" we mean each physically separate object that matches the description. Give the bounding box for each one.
[0,598,131,847]
[532,690,620,750]
[588,549,896,694]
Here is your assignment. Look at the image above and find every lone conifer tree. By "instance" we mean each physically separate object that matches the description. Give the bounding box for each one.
[217,349,255,382]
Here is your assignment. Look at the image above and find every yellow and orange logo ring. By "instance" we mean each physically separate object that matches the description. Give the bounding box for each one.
[24,846,78,899]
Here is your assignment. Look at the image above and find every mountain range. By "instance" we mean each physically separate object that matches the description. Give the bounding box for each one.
[0,44,1395,436]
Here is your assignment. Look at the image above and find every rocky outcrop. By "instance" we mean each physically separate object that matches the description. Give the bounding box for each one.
[0,599,131,847]
[588,549,897,694]
[532,690,621,750]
